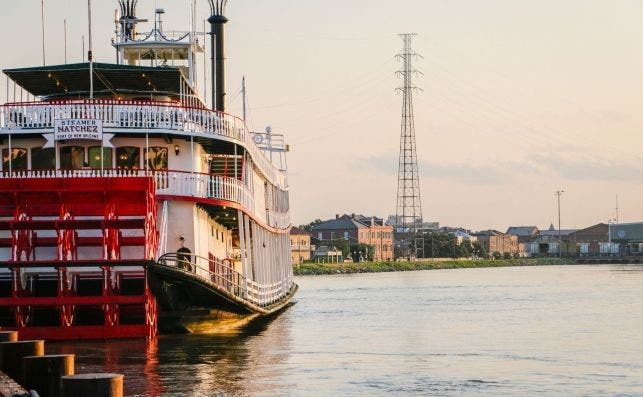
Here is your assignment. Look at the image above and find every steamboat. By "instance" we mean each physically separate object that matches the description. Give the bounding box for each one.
[0,0,296,339]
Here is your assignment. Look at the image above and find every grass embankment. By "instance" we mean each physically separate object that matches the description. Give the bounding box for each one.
[293,257,575,276]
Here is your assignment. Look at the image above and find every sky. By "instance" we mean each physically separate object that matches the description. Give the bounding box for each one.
[1,0,643,231]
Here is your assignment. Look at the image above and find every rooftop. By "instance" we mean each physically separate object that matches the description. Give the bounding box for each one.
[3,62,194,100]
[540,224,577,236]
[312,216,368,231]
[312,214,387,231]
[290,227,310,236]
[506,226,539,236]
[474,229,505,236]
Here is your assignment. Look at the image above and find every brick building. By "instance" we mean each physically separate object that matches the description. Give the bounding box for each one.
[563,223,608,256]
[506,226,539,244]
[474,230,519,255]
[311,214,394,261]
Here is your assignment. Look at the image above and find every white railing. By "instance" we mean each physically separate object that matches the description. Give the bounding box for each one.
[0,169,291,229]
[157,252,294,308]
[269,212,291,230]
[0,100,288,189]
[156,200,169,259]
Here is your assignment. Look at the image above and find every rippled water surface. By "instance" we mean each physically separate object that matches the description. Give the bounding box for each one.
[49,265,643,396]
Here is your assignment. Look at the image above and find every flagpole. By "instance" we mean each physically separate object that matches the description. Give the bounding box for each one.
[41,0,46,65]
[88,0,94,100]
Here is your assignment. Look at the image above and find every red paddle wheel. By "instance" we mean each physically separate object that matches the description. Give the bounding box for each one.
[103,204,121,261]
[0,176,158,340]
[58,204,77,261]
[12,205,35,262]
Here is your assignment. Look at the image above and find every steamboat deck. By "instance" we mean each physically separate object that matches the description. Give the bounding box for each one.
[0,1,296,339]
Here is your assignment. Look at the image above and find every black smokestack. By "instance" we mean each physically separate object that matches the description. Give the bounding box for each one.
[118,0,139,40]
[209,15,228,112]
[208,1,228,112]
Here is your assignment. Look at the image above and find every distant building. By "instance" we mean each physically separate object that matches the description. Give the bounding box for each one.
[440,227,477,244]
[506,226,539,244]
[474,230,518,255]
[312,246,343,263]
[606,222,643,255]
[524,235,562,256]
[522,223,615,257]
[523,224,578,256]
[290,227,311,264]
[387,215,439,233]
[564,223,608,256]
[312,214,394,261]
[540,224,577,239]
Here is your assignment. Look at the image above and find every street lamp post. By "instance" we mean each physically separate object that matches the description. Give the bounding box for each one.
[555,189,564,257]
[608,218,616,256]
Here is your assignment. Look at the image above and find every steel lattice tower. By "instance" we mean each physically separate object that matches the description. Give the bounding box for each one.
[395,33,424,259]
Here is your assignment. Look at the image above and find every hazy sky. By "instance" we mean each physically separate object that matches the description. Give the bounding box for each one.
[2,0,643,231]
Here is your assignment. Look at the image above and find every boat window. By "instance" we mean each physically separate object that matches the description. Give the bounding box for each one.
[31,148,56,170]
[89,147,113,169]
[145,147,168,170]
[2,148,27,171]
[60,146,85,169]
[116,147,140,169]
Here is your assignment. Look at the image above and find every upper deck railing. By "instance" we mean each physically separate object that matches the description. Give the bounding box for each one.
[0,100,287,189]
[0,168,290,229]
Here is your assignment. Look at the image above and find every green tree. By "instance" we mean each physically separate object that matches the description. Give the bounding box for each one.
[330,238,350,257]
[349,243,374,262]
[472,241,487,259]
[458,239,473,258]
[422,232,465,258]
[300,219,322,232]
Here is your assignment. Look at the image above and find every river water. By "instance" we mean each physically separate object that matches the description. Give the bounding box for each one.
[48,265,643,396]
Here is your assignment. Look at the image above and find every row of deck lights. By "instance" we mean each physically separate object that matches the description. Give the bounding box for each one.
[47,73,69,93]
[141,73,157,92]
[42,71,159,98]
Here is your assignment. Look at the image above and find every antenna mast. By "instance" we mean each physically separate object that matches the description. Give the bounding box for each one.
[242,76,247,121]
[395,33,424,259]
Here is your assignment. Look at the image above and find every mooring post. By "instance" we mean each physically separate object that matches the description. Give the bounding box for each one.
[0,331,18,342]
[0,340,45,385]
[62,373,123,397]
[23,354,75,397]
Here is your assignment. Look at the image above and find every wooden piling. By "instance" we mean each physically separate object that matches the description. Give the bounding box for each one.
[62,373,123,397]
[0,340,45,386]
[23,354,74,397]
[0,331,18,343]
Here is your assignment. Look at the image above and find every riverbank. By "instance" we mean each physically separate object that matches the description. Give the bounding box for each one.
[293,257,575,276]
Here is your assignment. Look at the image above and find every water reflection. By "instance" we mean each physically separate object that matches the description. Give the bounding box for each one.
[48,337,162,396]
[48,309,293,396]
[608,264,643,273]
[45,266,643,396]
